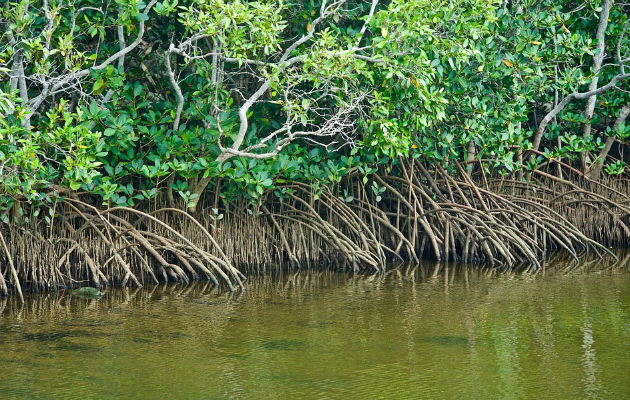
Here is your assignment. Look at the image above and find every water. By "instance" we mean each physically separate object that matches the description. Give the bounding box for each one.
[1,258,629,399]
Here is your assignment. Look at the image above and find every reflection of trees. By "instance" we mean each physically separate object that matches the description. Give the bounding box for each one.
[0,253,628,397]
[579,278,602,399]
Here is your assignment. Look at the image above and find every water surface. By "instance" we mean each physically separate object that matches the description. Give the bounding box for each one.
[1,256,629,399]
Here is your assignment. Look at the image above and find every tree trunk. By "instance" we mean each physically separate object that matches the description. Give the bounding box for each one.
[581,0,611,170]
[586,103,630,179]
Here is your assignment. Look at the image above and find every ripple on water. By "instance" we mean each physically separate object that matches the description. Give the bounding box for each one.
[259,339,307,351]
[23,330,112,342]
[53,341,99,352]
[0,387,37,400]
[417,335,470,346]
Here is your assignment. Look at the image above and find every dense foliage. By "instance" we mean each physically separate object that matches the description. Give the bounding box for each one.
[1,0,629,215]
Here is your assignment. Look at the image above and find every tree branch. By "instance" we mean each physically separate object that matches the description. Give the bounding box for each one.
[581,0,611,167]
[531,71,630,158]
[27,0,158,114]
[355,0,379,47]
[103,8,127,104]
[587,103,630,179]
[165,51,184,131]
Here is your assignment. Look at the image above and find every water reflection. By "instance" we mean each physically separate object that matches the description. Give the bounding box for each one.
[0,253,629,399]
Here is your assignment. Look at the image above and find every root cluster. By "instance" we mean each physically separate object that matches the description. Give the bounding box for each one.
[1,161,627,299]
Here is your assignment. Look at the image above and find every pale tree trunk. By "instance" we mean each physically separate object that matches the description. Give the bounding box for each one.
[581,0,611,170]
[188,176,212,213]
[516,122,524,181]
[164,50,184,208]
[553,36,562,179]
[7,27,31,130]
[586,103,630,179]
[103,8,127,104]
[186,42,223,213]
[530,74,629,164]
[15,55,30,130]
[465,140,476,178]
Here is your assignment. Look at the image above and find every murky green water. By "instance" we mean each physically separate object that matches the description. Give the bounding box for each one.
[1,257,629,399]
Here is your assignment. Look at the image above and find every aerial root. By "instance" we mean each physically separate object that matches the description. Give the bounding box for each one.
[362,160,618,269]
[51,199,239,291]
[0,160,626,296]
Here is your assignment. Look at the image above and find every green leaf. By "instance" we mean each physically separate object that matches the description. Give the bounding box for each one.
[93,79,104,94]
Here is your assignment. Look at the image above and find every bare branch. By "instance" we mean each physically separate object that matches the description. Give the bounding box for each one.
[279,0,346,63]
[165,51,184,131]
[217,92,366,162]
[532,72,630,157]
[587,103,630,179]
[356,0,380,47]
[103,8,127,104]
[169,42,268,67]
[618,20,629,74]
[216,79,271,163]
[581,0,612,167]
[27,0,158,114]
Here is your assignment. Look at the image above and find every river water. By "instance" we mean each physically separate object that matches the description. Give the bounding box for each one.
[1,255,629,399]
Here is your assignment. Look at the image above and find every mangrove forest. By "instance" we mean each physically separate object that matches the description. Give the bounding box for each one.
[1,0,630,302]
